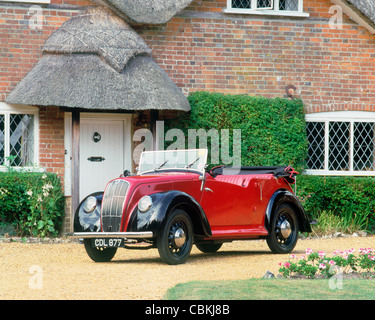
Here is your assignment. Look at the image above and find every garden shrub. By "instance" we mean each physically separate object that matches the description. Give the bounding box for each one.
[166,91,308,172]
[0,172,65,237]
[296,175,375,233]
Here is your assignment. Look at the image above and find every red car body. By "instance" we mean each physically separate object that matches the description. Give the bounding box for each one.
[70,149,311,265]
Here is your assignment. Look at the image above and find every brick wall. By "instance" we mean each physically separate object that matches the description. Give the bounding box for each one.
[135,0,375,114]
[39,106,65,177]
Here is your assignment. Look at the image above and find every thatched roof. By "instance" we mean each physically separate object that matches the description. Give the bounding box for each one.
[7,7,190,111]
[346,0,375,25]
[97,0,194,24]
[43,8,152,72]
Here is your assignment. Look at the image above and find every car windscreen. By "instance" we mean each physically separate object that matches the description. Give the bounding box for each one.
[138,149,208,175]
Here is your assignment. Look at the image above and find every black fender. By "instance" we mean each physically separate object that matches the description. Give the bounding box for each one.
[265,189,312,233]
[127,190,212,239]
[73,192,103,232]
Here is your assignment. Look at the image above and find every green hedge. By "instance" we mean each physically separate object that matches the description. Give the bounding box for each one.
[297,175,375,232]
[0,172,65,237]
[166,91,308,171]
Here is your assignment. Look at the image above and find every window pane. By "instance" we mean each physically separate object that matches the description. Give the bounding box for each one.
[0,115,4,165]
[329,122,350,171]
[354,122,375,171]
[257,0,273,8]
[9,114,34,166]
[279,0,298,11]
[232,0,251,8]
[306,122,325,170]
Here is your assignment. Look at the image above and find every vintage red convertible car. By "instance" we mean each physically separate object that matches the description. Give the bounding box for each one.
[70,149,311,265]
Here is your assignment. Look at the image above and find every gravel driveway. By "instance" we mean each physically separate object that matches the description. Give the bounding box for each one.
[0,236,374,300]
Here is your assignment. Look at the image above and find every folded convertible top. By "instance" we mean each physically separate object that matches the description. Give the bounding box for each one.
[210,165,298,184]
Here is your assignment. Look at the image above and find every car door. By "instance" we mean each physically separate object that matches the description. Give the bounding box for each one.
[200,174,263,229]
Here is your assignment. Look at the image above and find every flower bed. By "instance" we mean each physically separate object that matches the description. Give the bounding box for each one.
[278,248,375,279]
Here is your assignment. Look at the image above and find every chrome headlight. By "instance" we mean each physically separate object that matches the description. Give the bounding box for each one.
[138,195,153,212]
[83,196,97,213]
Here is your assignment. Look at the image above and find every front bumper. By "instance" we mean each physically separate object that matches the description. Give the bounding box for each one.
[68,231,153,239]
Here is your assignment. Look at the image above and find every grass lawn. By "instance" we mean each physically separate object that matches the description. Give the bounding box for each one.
[164,278,375,300]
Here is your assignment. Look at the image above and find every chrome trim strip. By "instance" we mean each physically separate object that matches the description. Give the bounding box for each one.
[68,231,153,239]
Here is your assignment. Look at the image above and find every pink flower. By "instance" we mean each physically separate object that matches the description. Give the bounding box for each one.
[284,262,291,269]
[319,263,326,269]
[306,248,313,255]
[290,254,297,259]
[300,255,306,260]
[329,260,336,266]
[318,251,326,258]
[278,262,282,266]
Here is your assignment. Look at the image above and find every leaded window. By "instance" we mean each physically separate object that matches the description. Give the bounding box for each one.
[0,103,38,169]
[305,112,375,176]
[230,0,303,12]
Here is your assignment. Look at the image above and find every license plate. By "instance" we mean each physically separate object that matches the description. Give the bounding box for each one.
[91,238,125,248]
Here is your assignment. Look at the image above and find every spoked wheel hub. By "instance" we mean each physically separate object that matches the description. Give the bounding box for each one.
[278,216,292,239]
[275,213,294,244]
[169,222,187,249]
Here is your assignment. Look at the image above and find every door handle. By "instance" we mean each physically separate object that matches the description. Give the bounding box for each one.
[204,187,213,193]
[87,156,105,162]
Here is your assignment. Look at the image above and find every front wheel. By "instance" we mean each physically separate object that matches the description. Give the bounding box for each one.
[84,239,117,262]
[266,203,299,254]
[157,209,193,265]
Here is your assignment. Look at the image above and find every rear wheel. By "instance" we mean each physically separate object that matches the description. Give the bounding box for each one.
[157,209,193,265]
[266,203,299,254]
[84,239,117,262]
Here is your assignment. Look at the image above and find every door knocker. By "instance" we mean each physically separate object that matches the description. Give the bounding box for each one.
[93,132,101,143]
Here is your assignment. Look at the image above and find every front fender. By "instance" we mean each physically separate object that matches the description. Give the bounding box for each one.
[265,189,312,233]
[127,190,212,239]
[73,192,103,232]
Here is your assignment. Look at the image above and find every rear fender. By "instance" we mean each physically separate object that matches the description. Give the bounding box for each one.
[73,192,103,232]
[127,190,212,238]
[265,189,312,233]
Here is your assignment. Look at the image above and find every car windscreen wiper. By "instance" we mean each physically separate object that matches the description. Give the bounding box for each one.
[154,159,169,171]
[185,157,200,169]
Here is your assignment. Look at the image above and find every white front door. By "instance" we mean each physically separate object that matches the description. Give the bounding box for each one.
[64,113,133,201]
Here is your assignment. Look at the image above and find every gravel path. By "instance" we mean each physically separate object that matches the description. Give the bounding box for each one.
[0,236,374,300]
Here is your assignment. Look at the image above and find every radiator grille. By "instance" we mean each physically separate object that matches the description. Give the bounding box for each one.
[101,179,129,232]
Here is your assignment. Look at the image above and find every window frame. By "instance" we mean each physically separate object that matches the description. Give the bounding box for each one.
[305,111,375,176]
[0,0,50,4]
[0,102,40,172]
[224,0,309,17]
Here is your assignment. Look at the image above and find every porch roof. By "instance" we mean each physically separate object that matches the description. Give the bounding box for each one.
[6,7,190,112]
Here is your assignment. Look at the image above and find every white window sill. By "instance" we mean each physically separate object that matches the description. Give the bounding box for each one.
[0,166,44,173]
[304,170,375,176]
[223,8,309,17]
[0,0,51,4]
